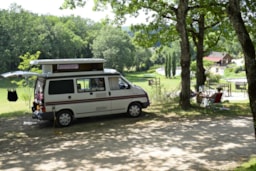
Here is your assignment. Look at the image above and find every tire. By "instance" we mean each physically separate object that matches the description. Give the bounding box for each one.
[56,110,73,127]
[127,103,142,117]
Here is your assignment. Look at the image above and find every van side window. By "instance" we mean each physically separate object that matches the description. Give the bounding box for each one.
[76,78,90,92]
[76,78,105,92]
[90,78,105,91]
[49,80,74,95]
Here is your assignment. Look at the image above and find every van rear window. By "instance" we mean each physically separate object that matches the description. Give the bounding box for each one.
[49,80,74,95]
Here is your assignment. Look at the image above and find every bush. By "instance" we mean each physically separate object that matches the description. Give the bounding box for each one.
[207,73,221,83]
[234,66,244,73]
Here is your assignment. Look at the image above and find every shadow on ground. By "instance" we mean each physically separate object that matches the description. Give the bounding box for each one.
[0,111,255,171]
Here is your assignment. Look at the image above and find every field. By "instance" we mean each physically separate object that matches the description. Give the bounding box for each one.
[0,79,34,116]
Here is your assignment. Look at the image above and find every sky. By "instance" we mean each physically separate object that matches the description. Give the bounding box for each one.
[0,0,147,25]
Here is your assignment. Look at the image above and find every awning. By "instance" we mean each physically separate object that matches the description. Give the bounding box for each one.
[1,71,39,78]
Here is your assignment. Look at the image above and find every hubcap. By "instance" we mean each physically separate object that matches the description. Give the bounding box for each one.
[129,105,140,116]
[59,113,71,126]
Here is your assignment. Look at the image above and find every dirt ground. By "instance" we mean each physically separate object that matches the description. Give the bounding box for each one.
[0,112,256,171]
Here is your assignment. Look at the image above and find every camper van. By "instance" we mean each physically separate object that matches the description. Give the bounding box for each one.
[2,58,150,127]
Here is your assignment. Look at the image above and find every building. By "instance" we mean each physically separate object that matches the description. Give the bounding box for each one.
[204,52,232,66]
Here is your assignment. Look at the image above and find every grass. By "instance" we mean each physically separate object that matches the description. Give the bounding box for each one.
[145,99,251,118]
[0,89,32,116]
[234,156,256,171]
[125,71,181,103]
[0,79,33,116]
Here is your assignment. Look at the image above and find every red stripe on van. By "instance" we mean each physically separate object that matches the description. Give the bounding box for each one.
[45,94,147,106]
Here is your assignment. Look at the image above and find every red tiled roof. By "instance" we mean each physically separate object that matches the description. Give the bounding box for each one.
[204,56,222,62]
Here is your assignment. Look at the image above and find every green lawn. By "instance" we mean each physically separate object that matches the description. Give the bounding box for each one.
[0,89,32,115]
[0,79,33,115]
[125,71,181,103]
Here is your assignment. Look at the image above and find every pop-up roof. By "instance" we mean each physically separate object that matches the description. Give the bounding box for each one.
[30,58,105,74]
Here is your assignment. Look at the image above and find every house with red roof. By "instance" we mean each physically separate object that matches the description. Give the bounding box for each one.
[204,52,232,66]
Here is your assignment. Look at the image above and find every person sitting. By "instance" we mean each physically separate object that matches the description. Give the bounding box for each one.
[208,87,223,103]
[196,91,207,104]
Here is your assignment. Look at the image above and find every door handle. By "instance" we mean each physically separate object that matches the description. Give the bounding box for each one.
[109,92,111,96]
[90,92,93,95]
[68,96,71,99]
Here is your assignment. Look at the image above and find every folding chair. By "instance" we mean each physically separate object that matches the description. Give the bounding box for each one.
[207,92,223,110]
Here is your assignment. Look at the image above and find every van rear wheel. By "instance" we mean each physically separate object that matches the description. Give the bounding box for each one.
[127,103,142,117]
[56,110,73,127]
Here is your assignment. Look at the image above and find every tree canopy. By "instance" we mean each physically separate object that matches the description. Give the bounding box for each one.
[92,26,135,73]
[0,4,153,74]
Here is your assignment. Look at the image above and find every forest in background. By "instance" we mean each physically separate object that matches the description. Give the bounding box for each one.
[0,3,243,74]
[0,4,155,73]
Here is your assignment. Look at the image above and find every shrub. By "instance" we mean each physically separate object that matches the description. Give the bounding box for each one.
[234,66,244,73]
[207,73,221,83]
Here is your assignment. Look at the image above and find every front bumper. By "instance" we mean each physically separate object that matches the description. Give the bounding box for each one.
[142,101,150,108]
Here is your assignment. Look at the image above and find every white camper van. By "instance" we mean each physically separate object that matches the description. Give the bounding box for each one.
[3,58,150,127]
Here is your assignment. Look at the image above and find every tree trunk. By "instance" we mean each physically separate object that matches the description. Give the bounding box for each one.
[176,0,191,110]
[196,14,206,91]
[227,0,256,139]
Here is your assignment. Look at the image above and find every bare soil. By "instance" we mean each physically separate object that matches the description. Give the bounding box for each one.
[0,112,256,171]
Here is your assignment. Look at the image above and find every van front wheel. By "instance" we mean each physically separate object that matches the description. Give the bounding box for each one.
[127,103,142,117]
[56,110,73,127]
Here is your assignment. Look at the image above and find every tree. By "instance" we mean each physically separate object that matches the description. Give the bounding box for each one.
[190,13,208,91]
[172,53,177,77]
[92,26,135,73]
[13,51,41,87]
[175,0,191,109]
[12,51,41,108]
[133,47,152,71]
[38,15,98,59]
[165,52,171,78]
[188,0,232,91]
[161,46,177,78]
[0,4,42,72]
[0,10,10,72]
[227,0,256,139]
[0,5,105,73]
[63,0,192,109]
[60,16,100,58]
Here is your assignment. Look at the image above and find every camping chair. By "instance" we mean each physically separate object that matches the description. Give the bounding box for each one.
[207,92,223,110]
